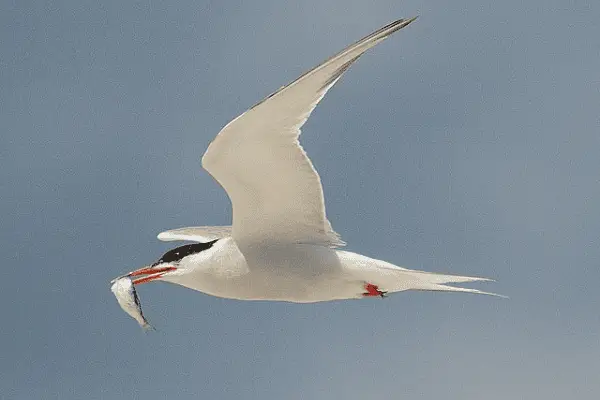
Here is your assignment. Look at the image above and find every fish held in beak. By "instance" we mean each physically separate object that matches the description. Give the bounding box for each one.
[110,276,154,331]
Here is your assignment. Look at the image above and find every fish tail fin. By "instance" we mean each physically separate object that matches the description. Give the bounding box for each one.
[141,322,156,332]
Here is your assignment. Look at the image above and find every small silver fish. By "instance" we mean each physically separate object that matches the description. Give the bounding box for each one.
[110,276,153,330]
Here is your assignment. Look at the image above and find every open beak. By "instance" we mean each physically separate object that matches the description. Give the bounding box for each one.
[128,265,177,285]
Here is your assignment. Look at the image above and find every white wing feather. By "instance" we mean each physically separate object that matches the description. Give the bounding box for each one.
[202,18,417,248]
[157,226,233,242]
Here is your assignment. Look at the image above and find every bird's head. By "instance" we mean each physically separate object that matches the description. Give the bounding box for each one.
[127,240,219,285]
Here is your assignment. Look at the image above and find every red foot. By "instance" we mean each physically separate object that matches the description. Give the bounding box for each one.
[363,283,386,297]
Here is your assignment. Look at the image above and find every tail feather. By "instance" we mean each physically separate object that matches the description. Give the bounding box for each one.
[408,270,494,285]
[413,284,507,298]
[401,270,504,298]
[374,265,503,297]
[336,250,504,299]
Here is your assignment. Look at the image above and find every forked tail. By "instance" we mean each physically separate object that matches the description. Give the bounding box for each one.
[337,250,505,298]
[403,270,506,298]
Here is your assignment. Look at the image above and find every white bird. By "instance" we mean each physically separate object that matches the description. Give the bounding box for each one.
[121,17,502,303]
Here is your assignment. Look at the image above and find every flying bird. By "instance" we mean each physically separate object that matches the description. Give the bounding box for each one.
[117,17,502,303]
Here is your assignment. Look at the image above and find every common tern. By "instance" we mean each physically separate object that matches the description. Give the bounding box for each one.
[116,17,501,303]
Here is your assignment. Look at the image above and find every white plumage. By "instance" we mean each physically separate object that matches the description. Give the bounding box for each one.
[113,17,502,308]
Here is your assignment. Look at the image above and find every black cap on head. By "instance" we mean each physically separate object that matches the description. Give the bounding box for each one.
[153,239,219,266]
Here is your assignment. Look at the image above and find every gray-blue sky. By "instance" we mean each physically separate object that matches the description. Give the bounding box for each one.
[2,1,600,399]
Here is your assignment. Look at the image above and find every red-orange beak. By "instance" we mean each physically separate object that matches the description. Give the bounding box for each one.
[128,265,177,285]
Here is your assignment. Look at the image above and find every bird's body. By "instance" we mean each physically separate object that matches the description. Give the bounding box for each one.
[136,231,499,303]
[114,17,501,312]
[165,239,366,303]
[164,239,347,303]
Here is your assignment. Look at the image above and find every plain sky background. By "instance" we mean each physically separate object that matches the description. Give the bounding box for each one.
[2,1,600,399]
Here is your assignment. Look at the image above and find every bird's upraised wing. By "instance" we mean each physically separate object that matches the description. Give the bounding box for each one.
[202,18,417,248]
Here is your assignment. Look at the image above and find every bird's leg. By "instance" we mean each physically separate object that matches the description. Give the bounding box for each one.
[363,283,387,298]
